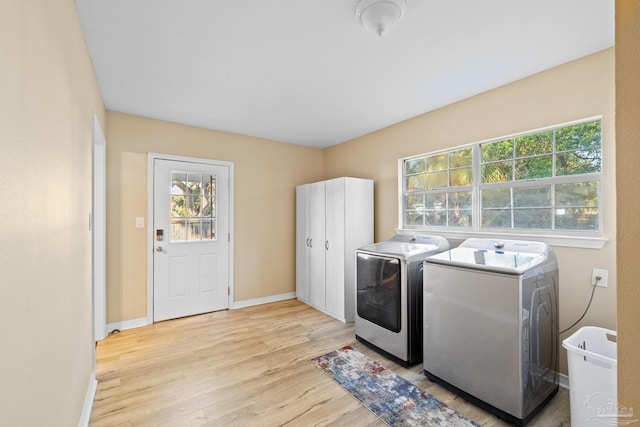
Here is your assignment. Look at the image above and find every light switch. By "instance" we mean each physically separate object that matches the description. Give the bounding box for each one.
[136,217,145,228]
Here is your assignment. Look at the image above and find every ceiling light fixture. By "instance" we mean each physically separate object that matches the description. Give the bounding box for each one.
[356,0,407,37]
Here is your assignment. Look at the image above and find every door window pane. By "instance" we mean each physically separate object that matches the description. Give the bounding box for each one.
[171,219,186,241]
[170,170,217,241]
[187,173,202,195]
[202,197,213,217]
[202,220,216,239]
[188,220,202,240]
[203,174,216,197]
[171,172,187,194]
[186,195,201,217]
[171,196,186,217]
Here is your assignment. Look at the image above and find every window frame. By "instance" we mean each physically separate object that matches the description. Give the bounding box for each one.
[397,117,606,249]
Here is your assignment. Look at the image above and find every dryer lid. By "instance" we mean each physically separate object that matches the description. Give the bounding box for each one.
[357,234,450,261]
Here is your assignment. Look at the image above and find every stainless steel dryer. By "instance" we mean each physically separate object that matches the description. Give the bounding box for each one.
[355,234,449,366]
[423,238,559,426]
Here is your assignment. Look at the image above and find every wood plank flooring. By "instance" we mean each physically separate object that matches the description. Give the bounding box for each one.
[90,299,570,426]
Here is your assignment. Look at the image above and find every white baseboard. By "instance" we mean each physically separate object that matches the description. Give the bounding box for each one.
[106,317,148,333]
[559,372,569,390]
[78,371,97,427]
[106,296,296,331]
[232,292,296,309]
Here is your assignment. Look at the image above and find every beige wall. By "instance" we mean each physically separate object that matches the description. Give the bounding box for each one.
[616,0,640,412]
[105,111,323,323]
[0,1,105,426]
[325,49,617,375]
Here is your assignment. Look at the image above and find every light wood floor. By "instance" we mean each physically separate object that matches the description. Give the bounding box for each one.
[90,299,570,426]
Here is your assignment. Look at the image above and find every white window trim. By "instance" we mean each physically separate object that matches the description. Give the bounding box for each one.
[397,117,606,249]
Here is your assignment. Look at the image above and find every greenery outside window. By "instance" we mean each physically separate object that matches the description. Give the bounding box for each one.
[401,118,602,236]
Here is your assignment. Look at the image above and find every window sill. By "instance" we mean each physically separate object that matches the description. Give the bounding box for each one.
[396,228,608,249]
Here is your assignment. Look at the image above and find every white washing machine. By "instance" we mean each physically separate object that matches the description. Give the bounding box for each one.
[423,238,559,425]
[355,234,449,366]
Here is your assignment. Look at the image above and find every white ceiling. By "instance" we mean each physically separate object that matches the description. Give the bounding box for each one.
[76,0,614,148]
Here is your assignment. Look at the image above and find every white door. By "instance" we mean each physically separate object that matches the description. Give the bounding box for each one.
[92,116,107,341]
[153,158,230,322]
[308,181,326,309]
[324,178,345,319]
[295,185,310,303]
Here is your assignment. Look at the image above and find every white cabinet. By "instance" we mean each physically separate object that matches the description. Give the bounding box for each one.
[296,181,326,308]
[296,177,373,322]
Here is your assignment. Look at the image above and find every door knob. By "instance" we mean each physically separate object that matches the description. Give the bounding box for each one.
[155,246,163,253]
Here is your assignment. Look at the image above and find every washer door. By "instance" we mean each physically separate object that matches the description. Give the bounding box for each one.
[356,253,401,333]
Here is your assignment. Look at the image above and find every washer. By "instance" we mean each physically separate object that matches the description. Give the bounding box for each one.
[423,238,559,426]
[355,234,449,366]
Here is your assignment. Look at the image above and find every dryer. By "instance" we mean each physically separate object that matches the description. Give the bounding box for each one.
[423,238,559,425]
[355,234,449,366]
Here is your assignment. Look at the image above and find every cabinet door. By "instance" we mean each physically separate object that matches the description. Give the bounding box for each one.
[295,185,310,302]
[325,178,345,318]
[308,181,326,309]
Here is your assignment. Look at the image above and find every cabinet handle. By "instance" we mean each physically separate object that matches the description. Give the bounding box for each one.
[325,241,329,250]
[305,238,309,247]
[309,238,313,248]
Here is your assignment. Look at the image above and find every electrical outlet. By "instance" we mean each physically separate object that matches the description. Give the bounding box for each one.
[592,268,608,287]
[136,217,145,228]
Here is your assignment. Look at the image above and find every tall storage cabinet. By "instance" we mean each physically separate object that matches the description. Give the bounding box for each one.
[296,177,373,322]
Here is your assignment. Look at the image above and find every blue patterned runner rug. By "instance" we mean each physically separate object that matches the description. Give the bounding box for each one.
[310,346,480,427]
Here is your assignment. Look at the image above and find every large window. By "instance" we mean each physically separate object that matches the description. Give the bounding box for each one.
[401,118,602,235]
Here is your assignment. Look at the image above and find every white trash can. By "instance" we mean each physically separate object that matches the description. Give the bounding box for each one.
[562,326,617,427]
